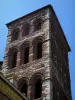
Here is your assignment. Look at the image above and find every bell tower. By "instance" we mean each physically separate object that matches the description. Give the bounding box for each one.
[2,5,72,100]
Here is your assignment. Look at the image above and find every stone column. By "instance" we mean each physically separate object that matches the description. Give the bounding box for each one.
[29,46,34,62]
[27,85,32,100]
[16,51,20,67]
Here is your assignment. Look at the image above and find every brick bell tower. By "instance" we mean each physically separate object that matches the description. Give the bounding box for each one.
[2,5,72,100]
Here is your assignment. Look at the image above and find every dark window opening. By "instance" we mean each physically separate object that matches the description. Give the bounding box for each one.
[24,47,29,64]
[35,79,42,99]
[12,51,17,68]
[20,83,28,96]
[14,31,19,40]
[22,23,29,36]
[36,42,42,59]
[12,29,19,41]
[34,19,42,31]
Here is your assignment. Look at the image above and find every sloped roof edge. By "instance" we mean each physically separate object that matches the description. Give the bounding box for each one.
[6,4,71,51]
[0,73,28,100]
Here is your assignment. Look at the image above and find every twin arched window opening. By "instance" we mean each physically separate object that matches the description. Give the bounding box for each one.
[18,75,42,99]
[20,40,42,65]
[11,18,42,42]
[8,38,43,68]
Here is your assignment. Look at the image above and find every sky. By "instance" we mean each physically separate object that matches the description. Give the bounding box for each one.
[0,0,74,99]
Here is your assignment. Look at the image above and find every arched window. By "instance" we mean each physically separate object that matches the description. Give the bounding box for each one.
[22,23,30,36]
[12,28,19,41]
[18,78,28,97]
[33,38,43,60]
[8,48,17,68]
[30,74,43,99]
[34,19,42,31]
[20,43,29,64]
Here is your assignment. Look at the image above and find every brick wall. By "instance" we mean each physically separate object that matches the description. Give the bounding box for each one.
[2,5,72,100]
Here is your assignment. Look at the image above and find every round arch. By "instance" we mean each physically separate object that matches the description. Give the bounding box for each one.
[8,46,18,55]
[32,36,44,46]
[20,41,30,50]
[29,72,44,85]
